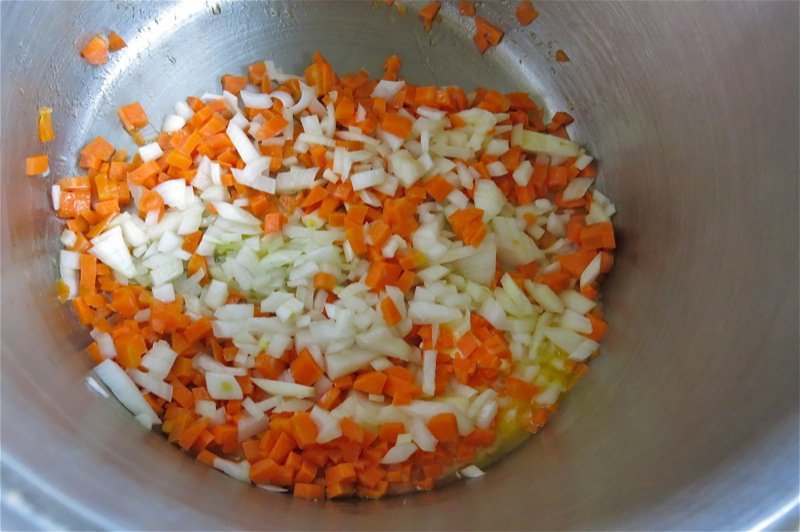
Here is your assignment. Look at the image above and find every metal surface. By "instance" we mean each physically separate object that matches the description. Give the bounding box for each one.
[1,1,798,530]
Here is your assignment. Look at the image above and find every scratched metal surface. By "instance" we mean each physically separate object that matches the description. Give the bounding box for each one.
[1,1,797,530]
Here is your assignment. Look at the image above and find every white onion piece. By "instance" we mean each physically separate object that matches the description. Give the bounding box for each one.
[575,152,594,170]
[204,279,229,309]
[226,122,260,164]
[580,253,602,289]
[543,327,599,361]
[285,84,315,115]
[453,234,496,286]
[381,441,418,464]
[519,130,580,158]
[174,100,194,120]
[162,114,186,133]
[59,249,80,271]
[206,372,244,400]
[512,160,534,186]
[212,458,250,482]
[252,378,314,398]
[408,301,461,324]
[89,226,136,278]
[325,348,380,380]
[422,350,437,397]
[560,309,592,333]
[140,340,177,380]
[355,327,412,360]
[389,150,425,187]
[94,331,117,358]
[127,369,173,401]
[525,281,564,313]
[152,283,175,303]
[371,79,405,100]
[474,180,506,222]
[194,354,248,376]
[491,217,543,269]
[276,167,317,192]
[241,90,272,109]
[560,290,596,314]
[138,142,163,162]
[310,406,342,443]
[94,360,160,428]
[409,416,438,452]
[237,415,271,441]
[351,168,386,191]
[460,465,485,478]
[562,177,594,202]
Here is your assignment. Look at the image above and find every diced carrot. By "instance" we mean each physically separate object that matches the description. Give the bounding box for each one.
[427,413,460,443]
[397,249,427,271]
[353,371,388,395]
[184,317,213,342]
[380,112,413,139]
[326,481,355,499]
[263,212,286,235]
[580,222,616,250]
[107,31,126,52]
[290,349,324,386]
[464,427,495,447]
[395,270,416,293]
[313,271,337,291]
[80,34,109,65]
[79,254,97,296]
[419,1,441,32]
[345,227,367,256]
[268,432,297,464]
[535,270,572,293]
[222,75,247,95]
[291,412,319,448]
[117,102,149,131]
[367,220,392,249]
[586,313,608,342]
[38,107,55,143]
[558,250,597,278]
[178,418,210,451]
[555,49,570,62]
[25,154,49,176]
[505,376,538,402]
[425,175,454,202]
[475,16,504,46]
[516,0,539,26]
[459,0,476,16]
[474,30,490,54]
[325,462,357,485]
[293,483,325,500]
[380,297,402,326]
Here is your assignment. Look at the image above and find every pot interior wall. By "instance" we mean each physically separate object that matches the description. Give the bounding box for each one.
[1,1,797,530]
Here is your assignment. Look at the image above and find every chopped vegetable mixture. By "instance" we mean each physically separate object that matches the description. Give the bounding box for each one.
[51,52,615,499]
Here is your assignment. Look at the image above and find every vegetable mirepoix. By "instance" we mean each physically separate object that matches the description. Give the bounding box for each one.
[53,53,616,499]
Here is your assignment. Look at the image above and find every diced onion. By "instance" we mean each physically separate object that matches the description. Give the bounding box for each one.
[562,177,594,202]
[381,441,418,464]
[94,360,160,428]
[206,372,244,400]
[580,253,602,289]
[241,90,272,109]
[252,378,314,398]
[138,142,163,162]
[460,464,485,478]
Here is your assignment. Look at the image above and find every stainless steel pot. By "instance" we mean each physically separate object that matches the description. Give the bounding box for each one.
[1,1,797,529]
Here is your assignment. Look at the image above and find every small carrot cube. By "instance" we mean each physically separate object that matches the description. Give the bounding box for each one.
[25,154,49,176]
